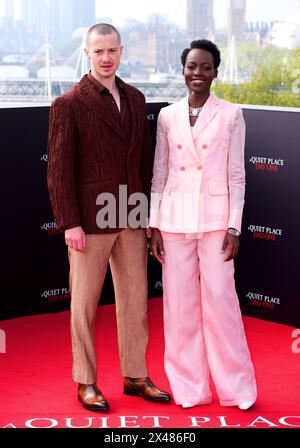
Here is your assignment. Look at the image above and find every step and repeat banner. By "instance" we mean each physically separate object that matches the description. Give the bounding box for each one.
[0,103,299,327]
[235,107,300,327]
[0,103,167,321]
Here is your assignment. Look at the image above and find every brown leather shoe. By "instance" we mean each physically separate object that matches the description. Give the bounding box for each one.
[123,377,172,402]
[78,384,109,412]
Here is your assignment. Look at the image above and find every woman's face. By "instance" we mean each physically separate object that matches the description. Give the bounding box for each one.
[183,48,218,95]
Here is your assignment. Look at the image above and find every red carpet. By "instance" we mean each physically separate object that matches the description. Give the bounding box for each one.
[0,298,299,429]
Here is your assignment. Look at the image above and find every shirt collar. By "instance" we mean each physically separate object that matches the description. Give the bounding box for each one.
[87,71,126,97]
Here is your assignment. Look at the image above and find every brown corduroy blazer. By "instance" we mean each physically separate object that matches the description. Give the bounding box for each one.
[47,75,154,234]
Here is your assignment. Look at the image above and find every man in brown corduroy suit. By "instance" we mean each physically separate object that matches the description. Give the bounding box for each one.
[47,23,171,412]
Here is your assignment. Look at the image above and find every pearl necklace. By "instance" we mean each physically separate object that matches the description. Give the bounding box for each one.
[189,106,203,117]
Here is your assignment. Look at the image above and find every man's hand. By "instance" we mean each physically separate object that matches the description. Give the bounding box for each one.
[65,226,86,252]
[221,232,239,261]
[150,228,165,264]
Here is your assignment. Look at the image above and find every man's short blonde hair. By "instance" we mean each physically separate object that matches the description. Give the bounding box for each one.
[85,23,121,47]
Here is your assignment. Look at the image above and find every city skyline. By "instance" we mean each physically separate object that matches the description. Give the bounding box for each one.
[0,0,300,28]
[97,0,300,28]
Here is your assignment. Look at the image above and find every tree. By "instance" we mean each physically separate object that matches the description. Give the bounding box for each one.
[214,45,300,108]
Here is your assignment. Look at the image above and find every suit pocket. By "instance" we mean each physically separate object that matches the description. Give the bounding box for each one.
[208,182,229,195]
[206,182,229,218]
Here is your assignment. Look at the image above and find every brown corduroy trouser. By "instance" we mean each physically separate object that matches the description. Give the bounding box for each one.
[68,228,149,385]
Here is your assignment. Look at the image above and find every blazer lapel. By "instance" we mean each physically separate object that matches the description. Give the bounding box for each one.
[192,93,221,141]
[75,76,127,142]
[121,81,143,149]
[175,96,197,156]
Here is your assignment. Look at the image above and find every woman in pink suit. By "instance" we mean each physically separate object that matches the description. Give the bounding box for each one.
[149,40,257,410]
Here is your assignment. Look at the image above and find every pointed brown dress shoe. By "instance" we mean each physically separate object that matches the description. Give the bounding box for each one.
[123,377,172,402]
[78,383,109,412]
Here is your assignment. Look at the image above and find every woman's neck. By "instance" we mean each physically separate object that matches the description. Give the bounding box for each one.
[188,91,210,108]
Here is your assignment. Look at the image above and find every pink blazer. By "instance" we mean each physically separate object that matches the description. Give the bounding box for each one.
[149,93,246,233]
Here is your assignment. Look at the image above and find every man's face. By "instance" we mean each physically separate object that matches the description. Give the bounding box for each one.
[84,32,123,81]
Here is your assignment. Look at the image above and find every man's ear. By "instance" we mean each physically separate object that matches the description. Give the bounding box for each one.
[84,48,90,59]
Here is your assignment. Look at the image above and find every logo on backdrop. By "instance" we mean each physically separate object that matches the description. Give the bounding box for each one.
[246,291,281,310]
[248,156,285,172]
[41,288,70,304]
[247,225,283,241]
[41,221,59,235]
[147,113,156,121]
[40,154,48,163]
[3,415,300,428]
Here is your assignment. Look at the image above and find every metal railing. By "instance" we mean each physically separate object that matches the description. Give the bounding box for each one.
[0,79,187,103]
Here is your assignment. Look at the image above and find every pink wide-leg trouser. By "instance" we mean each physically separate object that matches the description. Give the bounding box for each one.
[162,230,257,407]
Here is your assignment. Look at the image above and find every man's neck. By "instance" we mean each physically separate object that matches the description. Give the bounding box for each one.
[91,70,117,93]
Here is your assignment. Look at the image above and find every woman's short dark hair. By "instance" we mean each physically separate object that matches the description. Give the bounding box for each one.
[181,39,221,69]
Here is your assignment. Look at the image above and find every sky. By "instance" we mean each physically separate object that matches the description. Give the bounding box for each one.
[95,0,300,28]
[0,0,300,28]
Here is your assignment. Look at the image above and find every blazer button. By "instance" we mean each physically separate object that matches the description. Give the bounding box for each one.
[177,144,183,150]
[197,165,203,170]
[180,166,186,171]
[202,144,208,149]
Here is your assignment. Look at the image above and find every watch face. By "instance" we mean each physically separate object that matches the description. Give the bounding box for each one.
[228,228,240,236]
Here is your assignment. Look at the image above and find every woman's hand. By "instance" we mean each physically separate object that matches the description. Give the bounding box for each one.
[221,232,239,261]
[150,228,165,264]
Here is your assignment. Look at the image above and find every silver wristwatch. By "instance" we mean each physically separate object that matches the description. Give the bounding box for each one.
[227,228,241,236]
